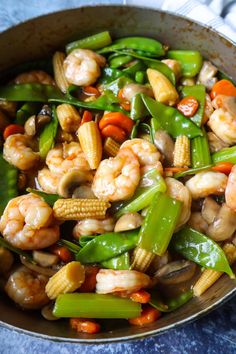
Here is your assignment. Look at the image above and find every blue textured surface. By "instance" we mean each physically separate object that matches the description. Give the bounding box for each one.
[0,1,236,353]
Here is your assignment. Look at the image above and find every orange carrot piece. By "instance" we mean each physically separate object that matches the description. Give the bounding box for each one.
[118,89,131,111]
[164,167,188,173]
[211,162,234,175]
[79,266,100,293]
[128,305,161,326]
[99,112,134,134]
[101,124,126,143]
[50,246,73,263]
[3,124,24,140]
[83,86,100,97]
[130,290,151,304]
[210,79,236,100]
[70,318,101,334]
[177,96,199,117]
[81,110,93,125]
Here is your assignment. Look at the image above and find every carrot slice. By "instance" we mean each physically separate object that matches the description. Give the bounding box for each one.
[79,266,100,293]
[164,167,188,173]
[129,305,161,326]
[210,79,236,100]
[101,124,126,143]
[99,112,134,134]
[211,162,234,175]
[70,318,101,334]
[177,96,199,117]
[83,86,100,97]
[130,290,151,304]
[50,246,73,263]
[118,89,131,111]
[3,124,24,140]
[81,110,93,125]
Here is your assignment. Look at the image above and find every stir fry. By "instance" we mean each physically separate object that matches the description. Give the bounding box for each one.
[0,31,236,334]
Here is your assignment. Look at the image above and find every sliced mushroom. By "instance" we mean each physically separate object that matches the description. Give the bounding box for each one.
[122,83,153,101]
[56,128,75,143]
[148,251,171,274]
[201,197,220,224]
[154,260,196,285]
[20,256,57,276]
[154,130,174,165]
[207,203,236,241]
[114,212,143,232]
[188,212,208,234]
[24,115,37,136]
[202,94,214,125]
[58,169,94,198]
[72,185,96,199]
[33,251,59,268]
[41,303,60,321]
[207,132,229,153]
[198,61,218,90]
[37,104,51,127]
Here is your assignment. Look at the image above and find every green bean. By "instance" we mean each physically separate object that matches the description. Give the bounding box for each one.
[150,290,193,312]
[39,105,58,159]
[109,55,133,68]
[0,154,18,215]
[66,31,112,54]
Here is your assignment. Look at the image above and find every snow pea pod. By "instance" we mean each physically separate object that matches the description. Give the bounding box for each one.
[123,60,146,77]
[167,50,203,77]
[26,188,60,207]
[149,290,193,312]
[171,227,235,278]
[0,83,64,102]
[16,102,41,125]
[141,94,203,139]
[101,252,130,270]
[181,84,206,127]
[66,31,112,54]
[103,76,133,96]
[75,230,139,264]
[109,55,133,68]
[98,37,165,57]
[39,105,58,158]
[131,93,148,121]
[0,154,18,215]
[99,67,123,85]
[0,237,35,263]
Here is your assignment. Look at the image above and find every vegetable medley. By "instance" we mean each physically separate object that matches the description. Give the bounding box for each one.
[0,31,236,334]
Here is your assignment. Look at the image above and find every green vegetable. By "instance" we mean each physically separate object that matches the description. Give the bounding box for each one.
[135,71,146,84]
[39,105,58,158]
[212,146,236,164]
[191,128,212,168]
[98,37,165,57]
[115,169,166,218]
[167,50,203,77]
[171,227,235,278]
[53,293,141,319]
[58,239,81,253]
[0,83,64,102]
[78,235,96,248]
[218,71,236,85]
[130,120,140,138]
[66,31,112,53]
[101,252,130,270]
[141,94,203,139]
[181,84,206,126]
[16,102,41,125]
[174,164,212,179]
[0,154,18,215]
[149,290,193,312]
[0,236,35,263]
[75,230,139,263]
[99,67,123,84]
[130,93,148,121]
[139,192,182,256]
[123,60,146,77]
[109,55,133,68]
[103,76,133,96]
[139,123,154,144]
[26,188,60,207]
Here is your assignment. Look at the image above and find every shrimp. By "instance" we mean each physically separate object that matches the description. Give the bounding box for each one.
[165,177,192,229]
[225,165,236,211]
[187,212,208,234]
[0,194,59,250]
[185,171,227,200]
[92,148,140,202]
[14,70,54,85]
[37,168,62,194]
[46,142,90,175]
[120,138,162,174]
[96,269,151,294]
[3,134,39,170]
[73,217,115,238]
[5,266,49,309]
[208,108,236,145]
[63,49,106,86]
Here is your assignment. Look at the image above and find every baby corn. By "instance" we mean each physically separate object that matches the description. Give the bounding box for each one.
[45,261,85,300]
[173,135,191,167]
[77,121,102,169]
[193,243,236,296]
[53,51,69,93]
[131,246,155,272]
[56,104,81,133]
[104,137,120,157]
[147,68,179,106]
[53,198,110,220]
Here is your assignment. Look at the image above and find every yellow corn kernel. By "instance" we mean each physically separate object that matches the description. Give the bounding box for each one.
[53,198,110,220]
[77,121,102,169]
[173,135,191,167]
[45,261,85,299]
[161,59,182,80]
[131,246,155,272]
[104,137,120,157]
[56,104,81,133]
[53,51,69,93]
[0,247,14,274]
[193,243,236,296]
[147,68,179,106]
